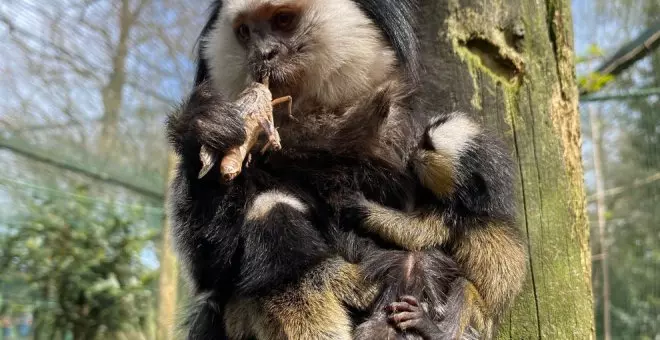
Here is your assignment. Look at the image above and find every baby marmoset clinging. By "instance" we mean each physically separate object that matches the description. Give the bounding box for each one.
[354,112,527,339]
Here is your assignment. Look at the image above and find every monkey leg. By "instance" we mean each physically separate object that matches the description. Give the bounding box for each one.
[183,292,232,340]
[225,263,363,340]
[436,277,490,340]
[446,225,527,339]
[257,259,373,340]
[236,190,369,340]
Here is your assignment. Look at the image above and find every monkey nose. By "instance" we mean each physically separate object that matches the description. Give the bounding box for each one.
[261,48,279,62]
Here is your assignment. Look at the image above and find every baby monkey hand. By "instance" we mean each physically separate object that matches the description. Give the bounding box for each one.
[386,296,443,340]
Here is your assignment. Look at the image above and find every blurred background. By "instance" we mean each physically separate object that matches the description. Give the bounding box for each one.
[0,0,657,339]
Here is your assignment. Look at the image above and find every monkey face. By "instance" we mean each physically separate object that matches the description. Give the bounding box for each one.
[204,0,397,107]
[229,3,307,87]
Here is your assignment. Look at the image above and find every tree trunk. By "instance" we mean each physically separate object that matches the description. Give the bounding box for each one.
[157,152,179,340]
[99,0,133,153]
[420,0,594,338]
[588,106,610,340]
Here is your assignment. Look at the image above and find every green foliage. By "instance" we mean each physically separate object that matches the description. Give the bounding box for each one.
[0,187,158,340]
[578,72,616,93]
[576,44,615,93]
[576,44,607,64]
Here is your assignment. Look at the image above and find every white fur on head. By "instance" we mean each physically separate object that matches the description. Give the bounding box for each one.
[203,0,397,108]
[427,113,481,162]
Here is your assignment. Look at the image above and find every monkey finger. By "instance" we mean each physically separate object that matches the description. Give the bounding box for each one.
[385,301,417,313]
[198,145,219,179]
[399,296,421,307]
[395,319,423,332]
[388,311,422,324]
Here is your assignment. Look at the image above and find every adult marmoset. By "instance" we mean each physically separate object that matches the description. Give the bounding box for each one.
[166,0,524,339]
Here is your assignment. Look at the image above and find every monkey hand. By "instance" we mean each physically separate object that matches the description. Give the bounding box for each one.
[167,80,246,158]
[386,296,443,340]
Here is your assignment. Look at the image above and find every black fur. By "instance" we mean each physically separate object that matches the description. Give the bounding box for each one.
[181,292,230,340]
[194,1,223,86]
[237,192,330,296]
[450,133,516,225]
[359,113,523,339]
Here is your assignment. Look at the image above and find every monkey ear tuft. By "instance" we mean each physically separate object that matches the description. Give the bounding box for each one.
[193,1,225,87]
[352,0,421,84]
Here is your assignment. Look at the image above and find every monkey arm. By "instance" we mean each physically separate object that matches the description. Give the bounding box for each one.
[356,199,525,338]
[167,171,243,297]
[166,79,252,291]
[359,200,450,251]
[354,110,517,253]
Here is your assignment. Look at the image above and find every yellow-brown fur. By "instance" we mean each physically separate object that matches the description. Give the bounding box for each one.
[224,258,379,340]
[451,224,527,320]
[414,150,457,198]
[362,202,451,251]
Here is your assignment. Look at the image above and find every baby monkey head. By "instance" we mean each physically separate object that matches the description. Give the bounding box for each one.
[203,0,418,107]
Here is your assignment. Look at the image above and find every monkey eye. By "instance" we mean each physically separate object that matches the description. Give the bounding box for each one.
[272,10,297,31]
[236,24,250,42]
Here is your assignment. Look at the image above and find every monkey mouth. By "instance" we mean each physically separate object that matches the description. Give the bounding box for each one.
[249,60,299,89]
[248,61,273,83]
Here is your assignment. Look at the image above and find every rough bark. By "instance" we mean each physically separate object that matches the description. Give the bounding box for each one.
[420,0,594,338]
